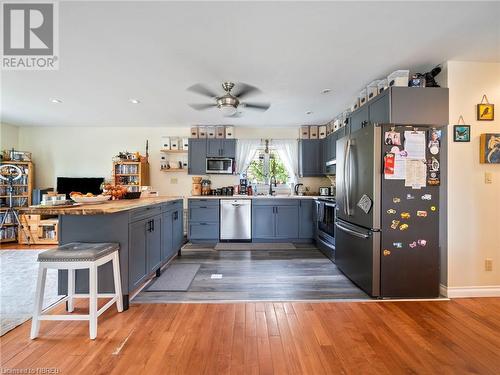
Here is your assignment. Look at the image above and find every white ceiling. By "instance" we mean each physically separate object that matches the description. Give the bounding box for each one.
[1,1,499,127]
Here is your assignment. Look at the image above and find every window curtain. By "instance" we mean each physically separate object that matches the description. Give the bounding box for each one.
[272,139,299,183]
[235,139,260,174]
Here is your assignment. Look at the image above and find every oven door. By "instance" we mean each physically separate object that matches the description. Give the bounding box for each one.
[206,158,233,174]
[318,201,336,238]
[315,200,336,262]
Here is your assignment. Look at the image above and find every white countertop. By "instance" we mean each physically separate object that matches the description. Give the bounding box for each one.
[188,195,321,200]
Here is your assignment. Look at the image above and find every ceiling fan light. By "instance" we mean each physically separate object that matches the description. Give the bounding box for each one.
[220,105,237,117]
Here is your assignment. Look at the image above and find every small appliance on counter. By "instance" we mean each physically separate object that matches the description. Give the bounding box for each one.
[319,186,332,196]
[294,183,304,196]
[239,178,248,195]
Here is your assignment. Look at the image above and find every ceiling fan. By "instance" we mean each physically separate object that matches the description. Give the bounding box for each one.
[187,81,271,117]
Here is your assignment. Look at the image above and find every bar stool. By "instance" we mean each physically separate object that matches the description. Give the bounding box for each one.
[30,242,123,340]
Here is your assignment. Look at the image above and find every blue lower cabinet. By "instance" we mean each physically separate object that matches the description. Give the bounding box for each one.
[252,201,300,240]
[147,215,162,272]
[129,219,148,289]
[173,205,184,250]
[188,199,219,242]
[252,206,275,239]
[161,210,174,260]
[275,206,299,239]
[189,222,219,240]
[299,200,314,239]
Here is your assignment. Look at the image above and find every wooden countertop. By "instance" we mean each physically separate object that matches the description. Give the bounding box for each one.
[21,197,182,215]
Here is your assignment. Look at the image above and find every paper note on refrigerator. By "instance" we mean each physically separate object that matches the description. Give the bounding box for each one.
[385,153,406,180]
[404,131,426,159]
[405,159,427,189]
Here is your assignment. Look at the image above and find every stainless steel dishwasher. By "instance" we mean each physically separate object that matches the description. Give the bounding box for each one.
[220,199,252,241]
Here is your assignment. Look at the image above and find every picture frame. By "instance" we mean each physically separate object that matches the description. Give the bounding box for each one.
[477,103,494,121]
[477,95,494,121]
[479,133,500,164]
[453,125,471,142]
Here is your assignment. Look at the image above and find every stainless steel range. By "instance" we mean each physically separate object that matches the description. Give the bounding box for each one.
[315,197,336,262]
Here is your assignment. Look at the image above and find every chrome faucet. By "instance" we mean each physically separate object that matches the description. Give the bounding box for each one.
[269,175,277,195]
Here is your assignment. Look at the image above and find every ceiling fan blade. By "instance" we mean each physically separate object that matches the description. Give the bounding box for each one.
[229,111,243,118]
[232,83,260,99]
[242,102,271,111]
[188,103,217,110]
[187,83,219,98]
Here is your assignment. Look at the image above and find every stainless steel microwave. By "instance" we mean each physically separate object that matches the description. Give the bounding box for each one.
[206,158,233,174]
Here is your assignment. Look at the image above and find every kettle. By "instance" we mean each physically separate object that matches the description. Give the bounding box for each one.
[294,183,304,196]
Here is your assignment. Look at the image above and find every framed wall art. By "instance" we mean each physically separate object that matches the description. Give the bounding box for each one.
[477,95,494,121]
[479,133,500,164]
[453,125,470,142]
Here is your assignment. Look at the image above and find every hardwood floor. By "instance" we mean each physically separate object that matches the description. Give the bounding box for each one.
[2,298,500,374]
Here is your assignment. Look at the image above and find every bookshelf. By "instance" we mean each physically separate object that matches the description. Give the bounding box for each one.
[112,160,150,192]
[0,161,33,243]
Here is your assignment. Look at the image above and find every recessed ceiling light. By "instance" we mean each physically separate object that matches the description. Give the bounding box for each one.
[50,98,62,103]
[306,111,313,115]
[322,88,332,94]
[129,98,141,104]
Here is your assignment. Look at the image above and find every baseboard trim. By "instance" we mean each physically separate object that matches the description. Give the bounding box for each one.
[439,283,448,297]
[442,285,500,298]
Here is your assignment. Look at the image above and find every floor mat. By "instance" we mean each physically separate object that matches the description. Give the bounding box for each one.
[147,263,201,291]
[214,242,296,250]
[1,250,62,336]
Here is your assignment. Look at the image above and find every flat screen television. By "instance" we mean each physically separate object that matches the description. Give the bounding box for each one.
[56,177,104,198]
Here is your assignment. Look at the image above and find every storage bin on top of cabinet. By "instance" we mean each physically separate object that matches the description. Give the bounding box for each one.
[387,70,409,87]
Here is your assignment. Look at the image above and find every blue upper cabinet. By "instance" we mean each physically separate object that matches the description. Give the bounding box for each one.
[350,105,369,133]
[188,139,207,175]
[207,139,236,158]
[190,139,236,174]
[299,139,323,177]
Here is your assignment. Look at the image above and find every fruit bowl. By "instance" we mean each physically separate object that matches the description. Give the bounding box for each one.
[70,195,111,204]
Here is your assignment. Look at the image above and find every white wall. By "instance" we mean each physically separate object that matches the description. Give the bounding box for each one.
[17,126,330,195]
[445,61,500,296]
[0,123,19,150]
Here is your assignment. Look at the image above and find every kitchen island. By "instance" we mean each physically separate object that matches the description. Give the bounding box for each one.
[23,197,184,309]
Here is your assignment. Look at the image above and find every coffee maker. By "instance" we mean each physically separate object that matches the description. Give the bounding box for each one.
[239,178,248,195]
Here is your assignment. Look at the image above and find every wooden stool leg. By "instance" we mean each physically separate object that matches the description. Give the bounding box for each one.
[30,265,47,339]
[89,264,98,340]
[112,252,124,312]
[67,269,75,312]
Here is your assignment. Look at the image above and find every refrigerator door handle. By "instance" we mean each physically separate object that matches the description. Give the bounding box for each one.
[335,221,370,239]
[342,139,349,216]
[345,138,352,216]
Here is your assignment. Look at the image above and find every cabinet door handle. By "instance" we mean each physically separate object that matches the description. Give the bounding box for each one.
[151,219,155,232]
[147,220,152,232]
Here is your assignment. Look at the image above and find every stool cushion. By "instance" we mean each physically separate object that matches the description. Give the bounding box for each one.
[38,242,119,262]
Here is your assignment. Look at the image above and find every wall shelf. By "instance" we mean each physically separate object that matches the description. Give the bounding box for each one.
[160,149,188,154]
[160,168,187,172]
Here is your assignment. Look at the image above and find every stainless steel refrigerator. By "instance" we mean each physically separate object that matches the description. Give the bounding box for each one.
[335,123,440,298]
